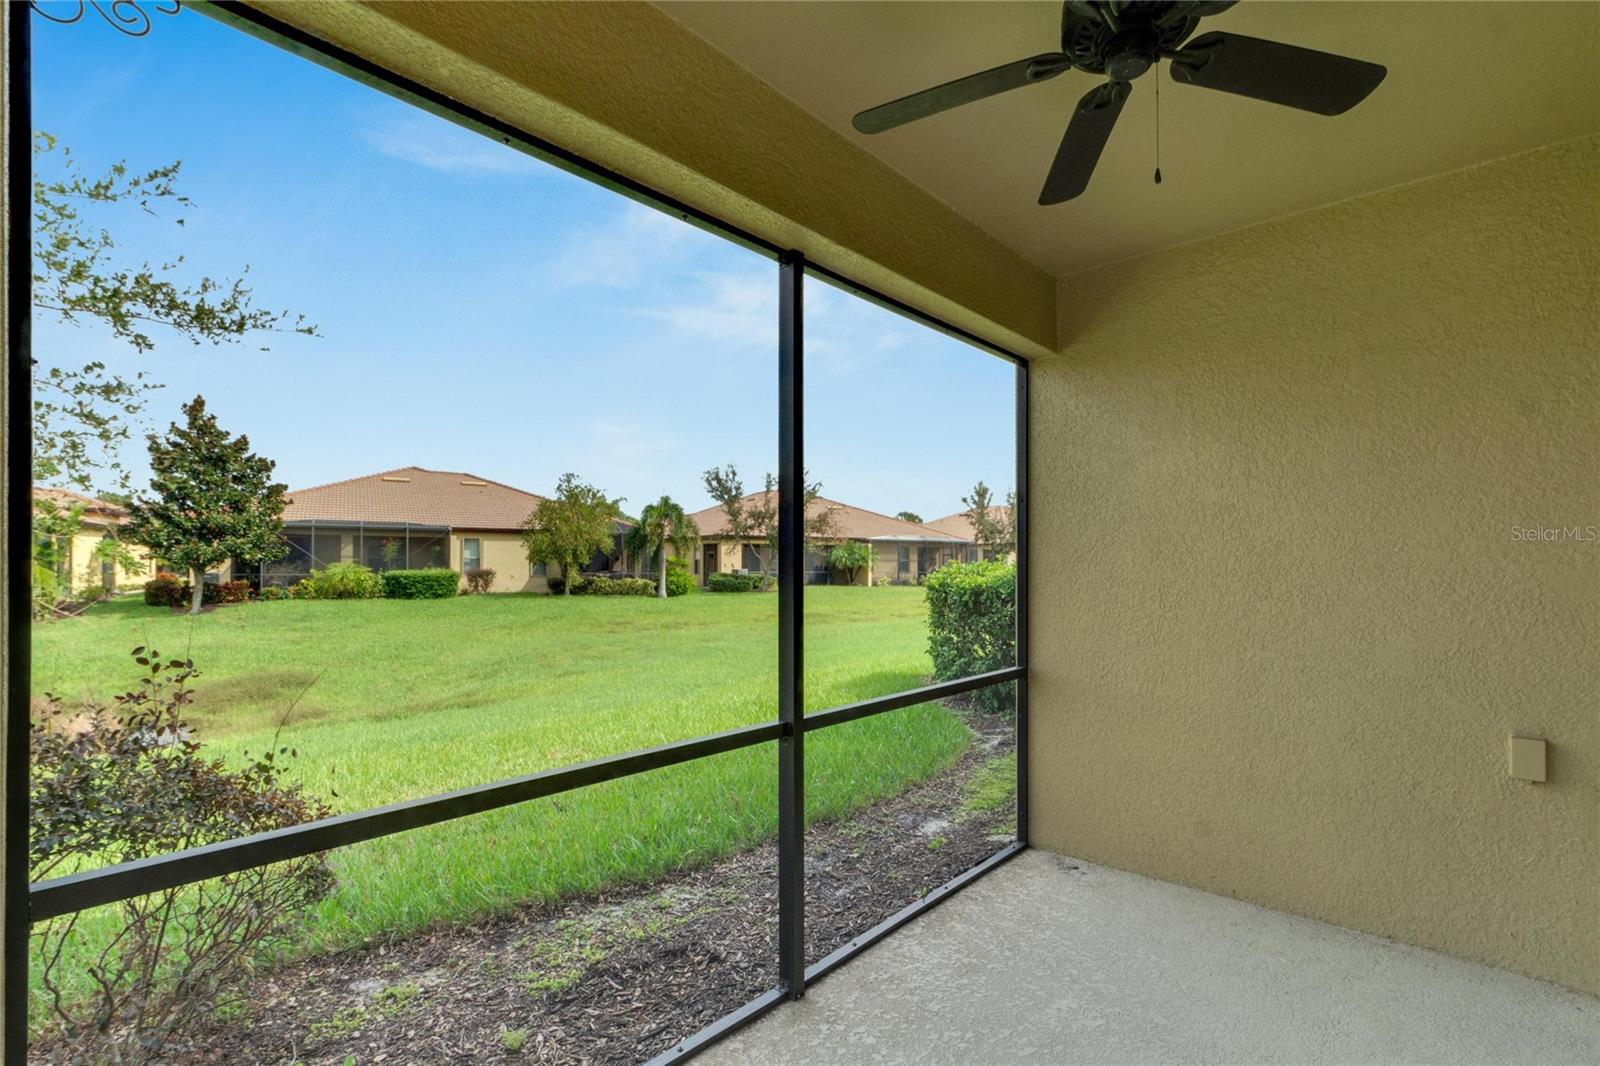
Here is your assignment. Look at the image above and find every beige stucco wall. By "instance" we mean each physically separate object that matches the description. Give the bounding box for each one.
[63,528,153,592]
[700,538,755,585]
[1033,135,1599,994]
[449,530,554,594]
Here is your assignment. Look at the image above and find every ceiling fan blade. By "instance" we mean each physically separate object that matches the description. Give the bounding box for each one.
[853,53,1073,134]
[1168,31,1386,116]
[1038,80,1131,205]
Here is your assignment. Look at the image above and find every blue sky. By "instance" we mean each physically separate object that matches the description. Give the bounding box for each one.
[30,5,1015,520]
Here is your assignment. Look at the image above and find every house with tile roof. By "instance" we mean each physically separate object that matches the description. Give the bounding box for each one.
[239,466,627,594]
[685,493,973,586]
[32,487,155,594]
[925,505,1016,564]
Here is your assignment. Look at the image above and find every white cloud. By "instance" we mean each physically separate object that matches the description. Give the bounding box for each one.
[359,111,540,175]
[546,203,911,370]
[638,271,775,349]
[804,282,912,379]
[548,201,695,288]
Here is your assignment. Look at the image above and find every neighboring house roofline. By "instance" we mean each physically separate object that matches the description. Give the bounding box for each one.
[31,486,131,528]
[688,491,969,543]
[924,505,1012,541]
[286,465,543,504]
[282,466,546,532]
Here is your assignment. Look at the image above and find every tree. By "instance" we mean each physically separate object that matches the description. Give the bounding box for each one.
[895,510,924,525]
[752,471,835,579]
[622,522,649,578]
[32,133,316,494]
[827,540,873,585]
[522,474,622,596]
[30,134,314,608]
[637,496,701,599]
[127,397,288,614]
[702,464,833,589]
[962,481,1017,560]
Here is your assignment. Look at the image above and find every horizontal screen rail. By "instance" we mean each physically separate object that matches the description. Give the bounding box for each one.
[30,719,786,922]
[30,668,1023,922]
[802,667,1025,733]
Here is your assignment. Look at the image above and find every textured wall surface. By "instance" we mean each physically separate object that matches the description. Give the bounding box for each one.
[245,1,1056,358]
[1034,136,1599,993]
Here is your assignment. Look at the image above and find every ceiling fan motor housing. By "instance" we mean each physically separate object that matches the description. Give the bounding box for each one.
[1061,3,1206,76]
[1105,27,1160,81]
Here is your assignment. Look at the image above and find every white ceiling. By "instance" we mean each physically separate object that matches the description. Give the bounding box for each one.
[657,1,1600,277]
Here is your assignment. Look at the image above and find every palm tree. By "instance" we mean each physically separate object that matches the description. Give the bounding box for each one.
[638,496,700,599]
[622,522,649,578]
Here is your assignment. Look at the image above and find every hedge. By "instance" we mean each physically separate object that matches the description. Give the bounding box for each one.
[706,572,764,593]
[143,573,184,607]
[218,579,252,604]
[583,576,653,596]
[924,560,1016,715]
[665,559,693,597]
[380,568,460,600]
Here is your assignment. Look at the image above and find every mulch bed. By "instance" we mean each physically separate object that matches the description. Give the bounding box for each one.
[164,708,1016,1065]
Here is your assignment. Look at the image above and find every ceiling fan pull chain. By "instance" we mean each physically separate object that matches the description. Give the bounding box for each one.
[1154,66,1163,185]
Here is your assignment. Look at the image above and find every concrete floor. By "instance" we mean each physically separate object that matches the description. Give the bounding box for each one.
[703,851,1600,1065]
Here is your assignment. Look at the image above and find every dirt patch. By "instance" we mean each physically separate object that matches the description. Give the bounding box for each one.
[144,709,1017,1065]
[192,670,323,716]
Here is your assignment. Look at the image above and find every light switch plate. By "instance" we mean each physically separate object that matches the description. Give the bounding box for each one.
[1508,736,1547,783]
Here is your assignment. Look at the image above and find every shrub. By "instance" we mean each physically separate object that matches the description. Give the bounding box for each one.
[298,562,383,600]
[579,576,653,596]
[707,572,763,593]
[258,585,291,602]
[30,648,333,1061]
[380,567,460,600]
[925,561,1017,715]
[827,541,872,584]
[218,579,251,604]
[174,581,224,608]
[545,575,654,596]
[665,559,693,598]
[463,568,496,595]
[143,572,184,607]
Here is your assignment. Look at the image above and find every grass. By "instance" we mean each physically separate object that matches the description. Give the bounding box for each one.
[960,751,1018,817]
[30,586,970,1013]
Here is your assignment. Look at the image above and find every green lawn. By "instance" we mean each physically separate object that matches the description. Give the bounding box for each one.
[31,586,968,957]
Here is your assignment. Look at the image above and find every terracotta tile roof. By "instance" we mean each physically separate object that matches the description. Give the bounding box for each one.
[687,493,968,543]
[283,467,543,532]
[925,506,1012,541]
[32,486,130,526]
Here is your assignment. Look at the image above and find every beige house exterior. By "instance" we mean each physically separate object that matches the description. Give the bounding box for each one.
[249,467,561,594]
[31,488,154,594]
[925,506,1015,564]
[686,493,970,586]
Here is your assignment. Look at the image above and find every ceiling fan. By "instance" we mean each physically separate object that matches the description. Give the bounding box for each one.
[852,1,1386,204]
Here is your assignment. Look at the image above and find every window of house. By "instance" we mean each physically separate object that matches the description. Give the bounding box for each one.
[462,538,481,573]
[532,562,547,577]
[897,546,910,574]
